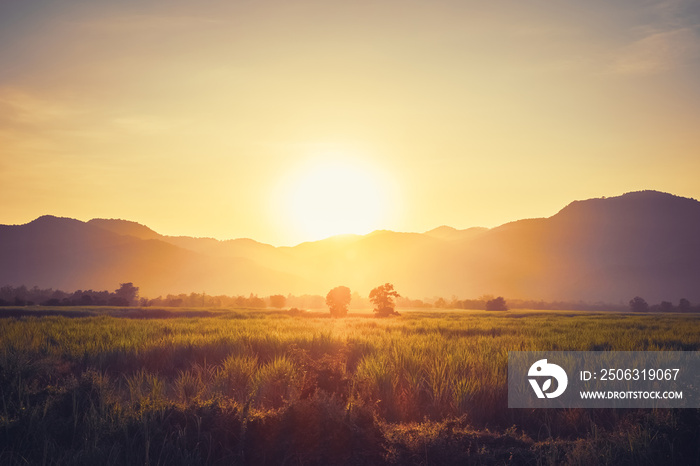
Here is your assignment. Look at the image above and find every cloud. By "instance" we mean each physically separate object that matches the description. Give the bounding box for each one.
[0,87,80,128]
[73,14,227,33]
[609,27,700,75]
[0,87,91,157]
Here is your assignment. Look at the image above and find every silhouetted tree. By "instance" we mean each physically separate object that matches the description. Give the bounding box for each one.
[326,286,351,317]
[629,296,649,312]
[269,294,286,309]
[370,283,400,317]
[115,282,139,306]
[486,296,508,311]
[108,296,129,306]
[679,298,691,313]
[659,301,674,313]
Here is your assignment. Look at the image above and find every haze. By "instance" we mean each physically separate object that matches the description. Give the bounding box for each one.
[2,0,700,245]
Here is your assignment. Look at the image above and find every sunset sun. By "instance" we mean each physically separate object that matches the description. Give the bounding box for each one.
[284,156,390,241]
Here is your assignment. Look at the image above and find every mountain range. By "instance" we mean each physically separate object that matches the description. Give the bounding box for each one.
[2,190,699,303]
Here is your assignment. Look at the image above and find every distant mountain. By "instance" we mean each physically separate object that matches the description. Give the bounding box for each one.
[452,191,700,302]
[2,190,699,302]
[424,225,488,242]
[87,218,161,241]
[88,217,280,261]
[0,216,307,296]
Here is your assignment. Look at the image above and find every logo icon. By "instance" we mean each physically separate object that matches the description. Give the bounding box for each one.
[528,359,568,398]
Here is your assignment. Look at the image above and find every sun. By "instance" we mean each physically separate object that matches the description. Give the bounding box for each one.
[282,155,390,242]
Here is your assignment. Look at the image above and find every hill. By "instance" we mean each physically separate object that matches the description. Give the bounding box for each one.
[2,190,699,302]
[0,216,306,296]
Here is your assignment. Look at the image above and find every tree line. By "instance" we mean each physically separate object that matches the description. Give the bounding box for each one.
[2,283,698,314]
[0,283,139,307]
[0,284,321,309]
[628,296,698,313]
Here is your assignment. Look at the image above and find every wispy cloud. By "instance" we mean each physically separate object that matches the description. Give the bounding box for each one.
[609,27,700,75]
[0,88,81,128]
[0,87,186,137]
[72,14,228,33]
[605,0,700,75]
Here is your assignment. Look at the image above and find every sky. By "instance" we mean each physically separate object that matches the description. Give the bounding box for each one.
[2,0,700,246]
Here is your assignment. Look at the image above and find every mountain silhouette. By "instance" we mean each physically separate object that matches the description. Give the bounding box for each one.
[424,225,488,242]
[1,190,699,303]
[0,216,306,296]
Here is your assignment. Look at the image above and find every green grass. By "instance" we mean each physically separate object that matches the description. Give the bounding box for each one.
[1,307,699,464]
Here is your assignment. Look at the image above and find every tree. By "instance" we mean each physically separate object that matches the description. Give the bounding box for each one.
[269,294,286,309]
[247,293,266,308]
[369,283,400,317]
[659,301,674,313]
[629,296,649,313]
[679,298,691,313]
[326,286,351,317]
[486,296,508,311]
[114,282,139,306]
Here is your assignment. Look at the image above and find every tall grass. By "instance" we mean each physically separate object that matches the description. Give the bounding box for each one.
[1,308,699,464]
[251,356,299,409]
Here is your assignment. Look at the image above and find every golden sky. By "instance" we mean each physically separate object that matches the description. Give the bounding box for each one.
[2,0,700,245]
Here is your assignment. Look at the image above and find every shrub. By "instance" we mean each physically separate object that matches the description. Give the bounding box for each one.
[126,369,165,408]
[174,369,204,404]
[215,354,258,401]
[287,307,306,316]
[245,393,384,465]
[252,356,299,409]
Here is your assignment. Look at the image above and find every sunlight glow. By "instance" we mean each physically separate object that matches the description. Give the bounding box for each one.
[283,154,389,242]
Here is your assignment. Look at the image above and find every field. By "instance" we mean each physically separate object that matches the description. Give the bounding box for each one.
[1,307,700,465]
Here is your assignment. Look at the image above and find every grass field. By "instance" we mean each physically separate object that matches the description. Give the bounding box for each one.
[1,307,699,465]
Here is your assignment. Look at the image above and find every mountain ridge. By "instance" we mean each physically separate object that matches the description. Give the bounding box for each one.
[2,190,699,302]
